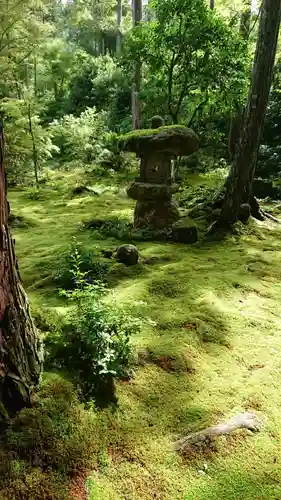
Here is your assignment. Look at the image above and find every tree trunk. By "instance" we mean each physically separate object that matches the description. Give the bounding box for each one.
[132,0,142,129]
[210,0,215,9]
[228,0,252,161]
[33,57,37,97]
[220,0,281,226]
[0,120,42,424]
[228,109,244,161]
[116,0,122,55]
[27,103,39,188]
[240,0,252,40]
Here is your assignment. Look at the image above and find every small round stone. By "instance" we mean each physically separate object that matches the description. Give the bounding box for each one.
[115,245,139,266]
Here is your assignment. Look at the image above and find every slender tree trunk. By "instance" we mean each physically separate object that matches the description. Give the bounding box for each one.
[116,0,122,56]
[210,0,215,9]
[33,56,37,97]
[100,35,105,56]
[240,0,252,40]
[228,0,252,161]
[219,0,281,226]
[132,0,142,129]
[27,103,39,188]
[0,120,42,424]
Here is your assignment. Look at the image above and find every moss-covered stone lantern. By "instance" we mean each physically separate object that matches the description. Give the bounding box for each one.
[119,124,199,229]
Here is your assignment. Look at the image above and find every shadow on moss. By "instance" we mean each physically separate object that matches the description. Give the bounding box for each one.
[0,374,98,500]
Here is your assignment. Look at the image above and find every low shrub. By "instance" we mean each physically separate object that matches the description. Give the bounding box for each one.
[54,238,109,289]
[46,249,140,407]
[84,217,133,241]
[25,187,46,201]
[177,183,221,209]
[84,217,173,242]
[177,151,227,178]
[49,107,108,165]
[8,213,35,229]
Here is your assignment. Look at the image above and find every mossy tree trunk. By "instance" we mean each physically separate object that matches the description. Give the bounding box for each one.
[0,120,42,424]
[219,0,281,226]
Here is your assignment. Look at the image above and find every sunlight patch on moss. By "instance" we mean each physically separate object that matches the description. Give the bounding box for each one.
[7,170,281,499]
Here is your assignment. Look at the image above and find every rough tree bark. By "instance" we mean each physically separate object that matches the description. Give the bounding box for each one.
[0,120,42,424]
[132,0,142,129]
[219,0,281,226]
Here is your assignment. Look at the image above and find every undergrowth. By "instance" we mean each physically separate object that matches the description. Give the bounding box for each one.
[4,168,281,499]
[54,238,110,289]
[46,245,140,407]
[0,374,98,500]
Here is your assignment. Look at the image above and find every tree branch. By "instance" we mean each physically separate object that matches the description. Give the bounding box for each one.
[175,71,191,120]
[248,5,262,38]
[175,412,263,453]
[188,96,209,127]
[0,37,34,54]
[0,18,22,49]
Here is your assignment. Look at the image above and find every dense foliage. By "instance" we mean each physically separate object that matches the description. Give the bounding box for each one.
[124,0,249,125]
[1,0,269,185]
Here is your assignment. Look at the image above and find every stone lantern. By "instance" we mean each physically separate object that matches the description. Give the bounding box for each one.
[119,124,199,229]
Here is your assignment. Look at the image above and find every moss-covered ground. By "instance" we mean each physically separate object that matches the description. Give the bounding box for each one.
[4,169,281,499]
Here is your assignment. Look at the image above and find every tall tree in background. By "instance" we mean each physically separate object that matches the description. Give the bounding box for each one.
[0,121,42,423]
[116,0,122,55]
[239,0,252,40]
[219,0,281,226]
[132,0,142,129]
[210,0,215,9]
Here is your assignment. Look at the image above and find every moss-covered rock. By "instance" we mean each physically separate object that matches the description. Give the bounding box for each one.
[171,217,198,244]
[119,125,199,156]
[115,244,139,266]
[239,203,251,223]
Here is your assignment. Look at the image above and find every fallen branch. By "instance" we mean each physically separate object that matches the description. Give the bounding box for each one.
[175,412,263,453]
[261,210,280,223]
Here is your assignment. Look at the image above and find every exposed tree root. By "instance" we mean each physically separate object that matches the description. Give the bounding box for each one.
[190,194,280,236]
[175,412,263,453]
[246,197,280,223]
[259,209,280,223]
